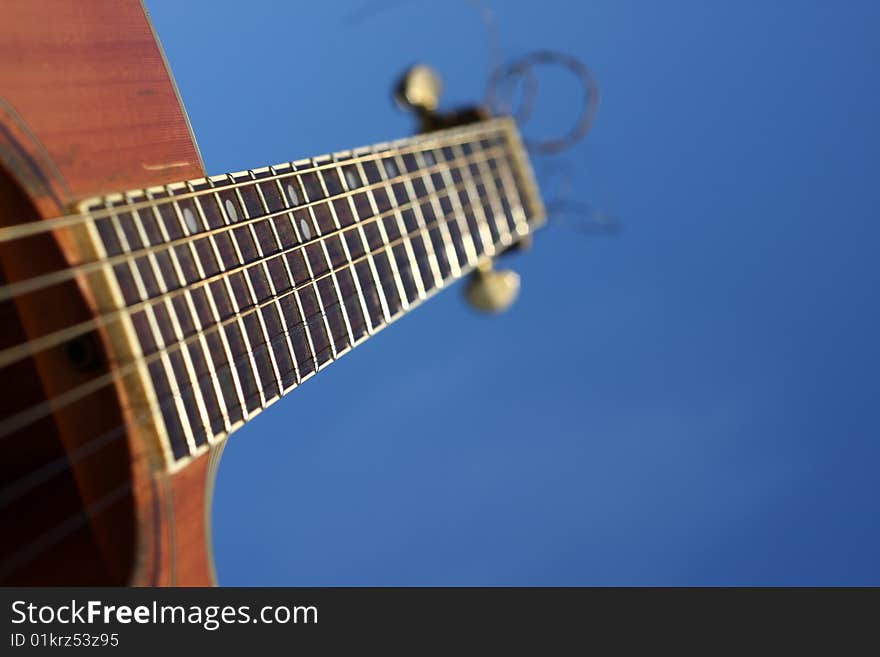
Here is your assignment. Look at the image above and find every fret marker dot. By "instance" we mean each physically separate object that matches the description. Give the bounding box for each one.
[225,199,239,222]
[383,159,398,177]
[183,207,198,233]
[424,151,436,165]
[344,169,360,189]
[286,183,299,206]
[226,199,238,221]
[300,219,312,240]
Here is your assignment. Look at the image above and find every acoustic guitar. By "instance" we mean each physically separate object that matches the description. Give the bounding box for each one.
[0,0,544,585]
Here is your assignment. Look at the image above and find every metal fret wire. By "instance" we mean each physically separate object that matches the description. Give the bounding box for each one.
[342,152,410,315]
[145,186,231,435]
[299,162,350,357]
[0,142,509,371]
[250,169,303,386]
[182,178,249,431]
[105,195,200,453]
[216,174,274,411]
[0,145,529,442]
[0,156,532,579]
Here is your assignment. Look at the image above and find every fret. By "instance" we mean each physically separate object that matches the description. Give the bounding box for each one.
[222,319,261,416]
[450,165,488,258]
[227,173,285,400]
[334,163,399,324]
[501,127,544,232]
[455,141,497,247]
[387,152,451,286]
[226,180,275,304]
[183,279,240,426]
[312,276,345,347]
[427,156,470,268]
[332,266,369,336]
[197,187,241,270]
[469,139,518,251]
[93,214,122,257]
[293,280,334,367]
[447,142,497,258]
[315,160,375,339]
[487,135,532,240]
[409,151,453,281]
[146,279,209,449]
[249,168,303,390]
[208,277,261,414]
[276,292,316,381]
[206,178,273,410]
[179,185,247,426]
[163,190,231,436]
[105,199,195,459]
[188,180,257,418]
[125,220,162,300]
[333,154,397,327]
[145,360,188,460]
[167,346,209,447]
[343,154,404,320]
[427,146,480,268]
[265,166,319,378]
[273,167,335,371]
[143,189,216,444]
[205,328,245,425]
[365,156,438,296]
[480,136,519,240]
[260,298,298,391]
[305,166,362,347]
[465,141,513,249]
[359,156,422,307]
[405,149,465,277]
[241,311,279,402]
[351,151,423,313]
[292,161,354,355]
[342,156,411,314]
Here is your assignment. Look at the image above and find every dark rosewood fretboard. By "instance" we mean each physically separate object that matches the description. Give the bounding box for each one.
[76,117,543,468]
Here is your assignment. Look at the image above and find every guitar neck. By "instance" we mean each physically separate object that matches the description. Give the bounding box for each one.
[75,116,544,469]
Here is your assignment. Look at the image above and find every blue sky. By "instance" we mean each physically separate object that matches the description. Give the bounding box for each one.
[145,0,880,585]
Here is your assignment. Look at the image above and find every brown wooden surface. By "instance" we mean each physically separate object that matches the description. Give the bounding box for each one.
[0,0,203,205]
[0,0,214,585]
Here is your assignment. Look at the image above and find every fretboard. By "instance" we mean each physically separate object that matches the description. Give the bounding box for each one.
[77,117,544,468]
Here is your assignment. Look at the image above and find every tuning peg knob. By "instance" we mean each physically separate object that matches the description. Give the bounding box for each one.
[464,262,520,314]
[394,65,443,114]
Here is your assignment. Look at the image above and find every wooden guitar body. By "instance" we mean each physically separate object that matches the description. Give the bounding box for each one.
[0,0,216,585]
[0,0,545,588]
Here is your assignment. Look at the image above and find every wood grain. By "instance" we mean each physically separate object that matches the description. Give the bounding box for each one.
[0,0,215,585]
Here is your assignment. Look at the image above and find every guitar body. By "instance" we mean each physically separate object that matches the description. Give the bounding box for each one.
[0,0,217,585]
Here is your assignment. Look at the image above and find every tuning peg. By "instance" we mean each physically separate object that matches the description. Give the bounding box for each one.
[464,261,520,314]
[394,64,443,114]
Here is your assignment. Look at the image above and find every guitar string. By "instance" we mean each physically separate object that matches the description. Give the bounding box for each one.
[0,172,529,581]
[0,143,511,371]
[0,159,528,440]
[0,126,510,304]
[0,153,526,498]
[0,159,522,441]
[0,146,527,506]
[0,231,490,511]
[0,119,508,245]
[0,265,433,512]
